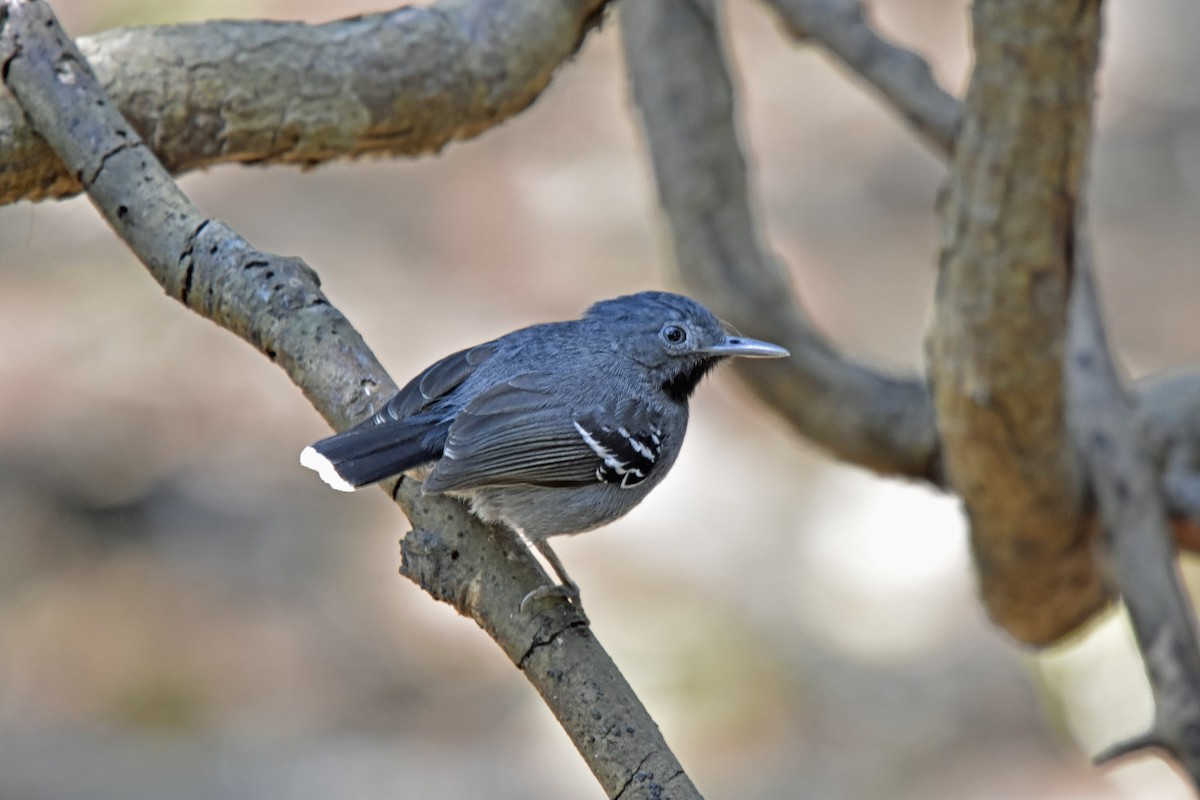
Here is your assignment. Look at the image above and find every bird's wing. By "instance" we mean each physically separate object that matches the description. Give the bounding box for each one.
[422,374,668,492]
[367,340,500,424]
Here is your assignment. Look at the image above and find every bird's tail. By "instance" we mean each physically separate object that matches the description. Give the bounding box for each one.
[300,416,450,492]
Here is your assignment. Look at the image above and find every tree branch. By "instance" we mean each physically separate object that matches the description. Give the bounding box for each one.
[0,0,606,205]
[1067,230,1200,787]
[924,0,1112,646]
[620,0,940,482]
[761,0,959,157]
[757,0,1200,565]
[0,2,700,797]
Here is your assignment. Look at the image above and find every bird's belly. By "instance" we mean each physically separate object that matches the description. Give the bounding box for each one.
[460,482,655,540]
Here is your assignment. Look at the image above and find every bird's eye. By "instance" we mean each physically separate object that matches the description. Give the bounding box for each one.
[661,324,688,345]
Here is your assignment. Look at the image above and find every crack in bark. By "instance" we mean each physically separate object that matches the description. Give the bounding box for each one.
[179,259,194,306]
[517,618,590,671]
[613,751,656,800]
[85,140,136,186]
[177,218,210,306]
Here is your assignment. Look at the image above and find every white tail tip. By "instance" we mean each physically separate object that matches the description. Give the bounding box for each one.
[300,445,357,492]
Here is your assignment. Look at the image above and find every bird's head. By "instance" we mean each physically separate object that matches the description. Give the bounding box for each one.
[583,291,790,402]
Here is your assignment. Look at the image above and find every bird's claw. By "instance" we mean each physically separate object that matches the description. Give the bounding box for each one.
[520,581,585,618]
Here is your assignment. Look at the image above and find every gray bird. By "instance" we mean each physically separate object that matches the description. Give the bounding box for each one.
[301,291,788,601]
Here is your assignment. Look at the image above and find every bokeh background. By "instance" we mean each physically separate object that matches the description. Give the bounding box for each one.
[2,1,1200,797]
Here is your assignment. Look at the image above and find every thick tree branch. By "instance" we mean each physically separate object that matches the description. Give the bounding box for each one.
[762,0,959,157]
[0,2,700,797]
[758,0,1200,561]
[0,0,606,205]
[1068,230,1200,786]
[925,0,1112,646]
[621,0,939,482]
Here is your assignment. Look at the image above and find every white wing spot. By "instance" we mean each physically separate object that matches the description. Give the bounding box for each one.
[576,419,643,482]
[576,418,658,489]
[627,436,656,461]
[575,420,611,459]
[575,420,628,472]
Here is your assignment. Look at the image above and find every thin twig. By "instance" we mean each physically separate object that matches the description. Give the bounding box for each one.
[762,0,959,157]
[1067,230,1200,786]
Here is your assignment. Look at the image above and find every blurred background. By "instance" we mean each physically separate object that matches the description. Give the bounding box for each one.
[2,0,1199,797]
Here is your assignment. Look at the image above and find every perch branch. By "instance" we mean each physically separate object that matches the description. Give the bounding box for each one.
[0,0,607,205]
[0,2,699,797]
[1067,230,1200,787]
[621,0,939,482]
[924,0,1112,646]
[762,0,959,157]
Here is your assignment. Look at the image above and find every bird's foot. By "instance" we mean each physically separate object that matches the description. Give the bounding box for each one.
[516,538,588,620]
[519,579,586,620]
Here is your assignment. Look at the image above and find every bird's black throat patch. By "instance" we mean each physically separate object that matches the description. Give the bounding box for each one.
[661,357,723,403]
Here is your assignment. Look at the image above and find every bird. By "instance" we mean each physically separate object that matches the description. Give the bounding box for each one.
[301,291,789,604]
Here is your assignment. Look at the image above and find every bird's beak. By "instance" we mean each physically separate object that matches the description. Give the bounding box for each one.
[702,335,790,359]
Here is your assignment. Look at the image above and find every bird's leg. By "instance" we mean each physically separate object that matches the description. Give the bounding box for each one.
[535,539,581,597]
[519,538,584,614]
